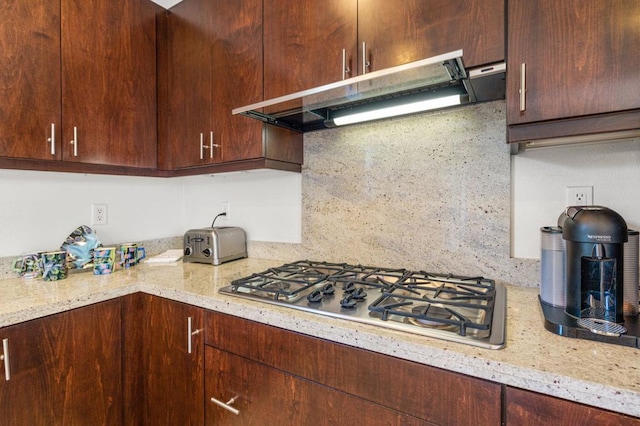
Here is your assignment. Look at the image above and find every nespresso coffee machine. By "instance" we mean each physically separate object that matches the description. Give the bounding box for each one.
[540,206,640,348]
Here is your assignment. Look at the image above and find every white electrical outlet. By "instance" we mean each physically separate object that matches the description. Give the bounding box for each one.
[221,201,230,221]
[91,203,108,225]
[566,186,593,206]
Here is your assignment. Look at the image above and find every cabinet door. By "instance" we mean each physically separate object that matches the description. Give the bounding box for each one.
[0,0,61,161]
[205,346,427,425]
[358,0,504,72]
[0,300,122,426]
[162,0,213,169]
[210,0,264,163]
[61,0,157,168]
[507,0,640,125]
[125,294,204,425]
[263,0,358,99]
[506,387,640,425]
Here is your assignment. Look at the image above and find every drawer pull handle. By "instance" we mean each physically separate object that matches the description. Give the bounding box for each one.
[1,338,10,381]
[211,395,240,415]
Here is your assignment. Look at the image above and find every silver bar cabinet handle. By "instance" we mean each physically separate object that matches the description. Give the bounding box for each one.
[209,131,221,159]
[199,133,205,160]
[362,42,370,74]
[70,126,78,156]
[47,123,55,155]
[1,338,10,381]
[201,132,220,160]
[187,316,201,354]
[519,63,526,112]
[209,130,218,158]
[211,395,240,415]
[341,48,349,80]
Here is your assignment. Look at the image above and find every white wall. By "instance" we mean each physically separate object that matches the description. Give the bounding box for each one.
[0,170,183,256]
[181,170,301,243]
[0,168,301,257]
[511,138,640,258]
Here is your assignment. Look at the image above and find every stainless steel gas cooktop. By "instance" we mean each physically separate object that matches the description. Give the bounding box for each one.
[219,260,506,349]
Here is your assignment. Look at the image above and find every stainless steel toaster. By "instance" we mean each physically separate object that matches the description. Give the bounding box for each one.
[183,227,247,265]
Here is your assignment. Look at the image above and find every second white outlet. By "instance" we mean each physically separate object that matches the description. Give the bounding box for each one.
[566,186,593,206]
[91,203,108,225]
[221,201,231,221]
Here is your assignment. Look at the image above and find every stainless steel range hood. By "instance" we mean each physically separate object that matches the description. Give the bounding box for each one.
[233,50,505,132]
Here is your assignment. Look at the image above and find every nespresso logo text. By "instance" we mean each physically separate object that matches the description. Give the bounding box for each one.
[588,234,612,241]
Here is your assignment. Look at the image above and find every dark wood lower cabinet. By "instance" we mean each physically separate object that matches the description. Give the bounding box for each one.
[506,387,640,426]
[205,346,428,425]
[0,300,122,426]
[205,311,502,426]
[123,293,204,426]
[3,295,639,425]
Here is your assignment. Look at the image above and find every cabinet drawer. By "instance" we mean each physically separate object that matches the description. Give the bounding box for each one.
[506,387,640,425]
[205,346,428,425]
[205,311,501,425]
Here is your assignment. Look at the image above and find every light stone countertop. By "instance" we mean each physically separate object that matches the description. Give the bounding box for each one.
[0,258,639,418]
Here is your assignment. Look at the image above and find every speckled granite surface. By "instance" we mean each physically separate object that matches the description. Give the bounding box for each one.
[0,259,638,418]
[248,101,540,287]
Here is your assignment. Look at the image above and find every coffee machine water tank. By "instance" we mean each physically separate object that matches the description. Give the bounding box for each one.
[562,206,628,325]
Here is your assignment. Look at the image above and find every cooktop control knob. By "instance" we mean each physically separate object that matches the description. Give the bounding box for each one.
[340,294,358,309]
[320,283,335,295]
[307,289,323,303]
[202,248,213,257]
[351,287,367,300]
[184,247,193,256]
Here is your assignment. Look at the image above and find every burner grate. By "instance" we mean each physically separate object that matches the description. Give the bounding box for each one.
[368,273,495,336]
[221,260,505,349]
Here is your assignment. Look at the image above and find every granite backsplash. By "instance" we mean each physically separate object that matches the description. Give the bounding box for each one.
[249,101,539,287]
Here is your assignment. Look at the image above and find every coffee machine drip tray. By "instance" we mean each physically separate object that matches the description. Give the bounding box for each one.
[539,297,640,348]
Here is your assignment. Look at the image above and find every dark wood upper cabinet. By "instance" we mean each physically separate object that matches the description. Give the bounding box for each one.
[158,0,302,172]
[507,0,640,143]
[161,0,265,168]
[0,300,122,426]
[263,0,358,99]
[158,0,214,169]
[264,0,504,99]
[209,0,264,163]
[61,0,158,168]
[358,0,504,72]
[0,0,61,161]
[0,0,158,171]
